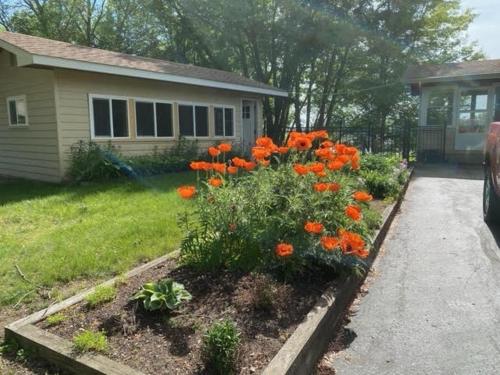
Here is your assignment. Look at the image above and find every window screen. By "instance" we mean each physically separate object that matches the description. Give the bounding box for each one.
[8,100,17,125]
[195,106,208,136]
[92,98,111,137]
[136,101,155,136]
[156,103,173,137]
[224,108,234,136]
[112,99,128,137]
[426,92,453,127]
[179,105,194,136]
[214,107,224,136]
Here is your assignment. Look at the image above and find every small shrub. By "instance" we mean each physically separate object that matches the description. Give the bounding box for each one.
[362,171,400,199]
[202,320,240,374]
[132,279,192,312]
[362,208,382,230]
[73,330,108,353]
[68,140,121,181]
[251,274,278,313]
[85,285,117,308]
[46,313,67,326]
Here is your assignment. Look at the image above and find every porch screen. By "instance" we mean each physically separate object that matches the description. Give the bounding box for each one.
[458,90,488,134]
[426,91,453,127]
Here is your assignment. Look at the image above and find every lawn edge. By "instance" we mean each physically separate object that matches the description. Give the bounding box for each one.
[261,167,414,375]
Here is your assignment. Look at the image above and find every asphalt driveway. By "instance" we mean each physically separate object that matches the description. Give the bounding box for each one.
[321,164,500,375]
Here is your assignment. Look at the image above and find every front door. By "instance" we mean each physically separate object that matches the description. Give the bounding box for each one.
[242,100,257,152]
[455,89,489,151]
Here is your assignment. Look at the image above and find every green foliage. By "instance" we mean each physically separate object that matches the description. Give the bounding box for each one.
[132,279,192,312]
[202,320,240,375]
[46,313,67,327]
[363,208,383,231]
[85,285,117,308]
[73,330,108,353]
[360,153,408,199]
[68,141,121,181]
[362,171,400,200]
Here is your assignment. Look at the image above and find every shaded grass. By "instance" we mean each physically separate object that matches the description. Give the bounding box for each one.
[0,172,195,306]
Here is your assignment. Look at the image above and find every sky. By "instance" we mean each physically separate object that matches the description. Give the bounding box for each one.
[461,0,500,59]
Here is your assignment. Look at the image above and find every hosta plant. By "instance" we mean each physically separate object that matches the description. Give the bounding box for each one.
[132,278,192,312]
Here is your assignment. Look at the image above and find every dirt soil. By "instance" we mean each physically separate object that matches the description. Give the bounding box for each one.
[39,259,339,375]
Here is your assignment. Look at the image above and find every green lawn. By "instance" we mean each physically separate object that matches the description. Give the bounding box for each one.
[0,172,195,306]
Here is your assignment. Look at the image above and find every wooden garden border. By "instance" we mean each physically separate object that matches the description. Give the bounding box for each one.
[4,169,414,375]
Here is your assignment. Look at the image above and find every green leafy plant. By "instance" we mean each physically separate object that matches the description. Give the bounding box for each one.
[73,330,108,353]
[46,313,67,326]
[362,171,400,199]
[202,320,240,374]
[85,285,117,308]
[132,278,192,312]
[68,140,121,181]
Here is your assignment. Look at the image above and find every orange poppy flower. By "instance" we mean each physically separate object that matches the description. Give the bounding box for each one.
[353,191,373,202]
[315,148,333,160]
[227,166,238,174]
[309,162,325,174]
[304,221,324,234]
[212,162,226,174]
[218,143,232,153]
[293,163,309,175]
[292,136,313,151]
[316,171,327,178]
[344,146,358,156]
[208,146,221,158]
[252,146,271,160]
[338,230,368,258]
[190,161,203,170]
[345,204,362,221]
[275,243,294,257]
[278,146,289,154]
[256,136,275,149]
[320,140,334,148]
[208,177,223,187]
[243,161,256,171]
[313,182,329,192]
[232,157,247,168]
[320,236,339,251]
[335,143,347,155]
[328,182,341,192]
[351,153,360,170]
[337,154,350,163]
[327,160,344,171]
[259,159,270,167]
[177,185,196,199]
[309,130,329,140]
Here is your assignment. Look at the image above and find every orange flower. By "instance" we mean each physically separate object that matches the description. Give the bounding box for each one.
[309,162,325,175]
[345,204,362,221]
[252,146,271,160]
[190,161,204,170]
[345,146,358,156]
[316,171,327,178]
[259,159,270,167]
[278,146,289,154]
[293,163,309,175]
[309,130,329,140]
[256,136,277,149]
[177,185,196,199]
[327,160,344,171]
[335,143,347,155]
[232,157,247,168]
[320,236,339,251]
[243,161,256,171]
[212,162,226,174]
[313,182,329,192]
[315,148,333,160]
[320,140,334,149]
[218,143,232,153]
[275,243,294,257]
[338,230,368,258]
[304,221,324,234]
[328,182,341,192]
[208,146,221,158]
[292,136,313,151]
[337,154,350,164]
[353,191,373,202]
[208,177,223,187]
[351,153,360,170]
[227,166,238,174]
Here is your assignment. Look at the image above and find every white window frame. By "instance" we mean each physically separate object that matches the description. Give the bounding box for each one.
[177,101,210,138]
[457,88,490,133]
[134,97,175,139]
[213,105,236,138]
[89,94,130,139]
[6,95,29,127]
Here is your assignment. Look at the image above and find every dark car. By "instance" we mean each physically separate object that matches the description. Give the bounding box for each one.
[484,122,500,222]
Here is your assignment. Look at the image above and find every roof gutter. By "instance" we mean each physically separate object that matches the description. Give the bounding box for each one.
[405,72,500,85]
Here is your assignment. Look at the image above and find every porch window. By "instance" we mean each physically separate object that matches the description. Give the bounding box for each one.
[91,96,129,138]
[426,91,453,127]
[7,95,28,127]
[214,107,234,137]
[494,87,500,121]
[135,101,173,137]
[179,104,209,137]
[458,90,488,134]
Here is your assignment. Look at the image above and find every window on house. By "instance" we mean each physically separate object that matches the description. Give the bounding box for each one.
[426,91,453,127]
[135,101,173,137]
[242,105,251,119]
[178,104,209,137]
[458,90,489,134]
[494,87,500,121]
[214,107,235,137]
[91,96,129,138]
[7,95,28,126]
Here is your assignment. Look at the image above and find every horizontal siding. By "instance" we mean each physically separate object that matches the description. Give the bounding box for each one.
[0,50,60,182]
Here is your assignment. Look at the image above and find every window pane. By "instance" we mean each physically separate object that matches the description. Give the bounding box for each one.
[16,98,27,124]
[92,98,111,137]
[495,87,500,121]
[195,106,208,136]
[112,99,128,137]
[156,103,173,137]
[179,105,194,136]
[224,108,234,136]
[8,100,17,125]
[136,101,155,136]
[214,107,224,136]
[426,92,453,127]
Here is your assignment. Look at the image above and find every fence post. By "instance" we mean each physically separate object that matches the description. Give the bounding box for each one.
[402,120,410,161]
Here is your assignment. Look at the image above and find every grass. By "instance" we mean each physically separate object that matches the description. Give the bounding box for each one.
[0,172,195,306]
[73,330,108,353]
[45,313,67,327]
[85,285,117,308]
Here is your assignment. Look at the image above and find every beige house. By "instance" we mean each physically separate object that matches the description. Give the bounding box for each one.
[404,60,500,164]
[0,32,287,182]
